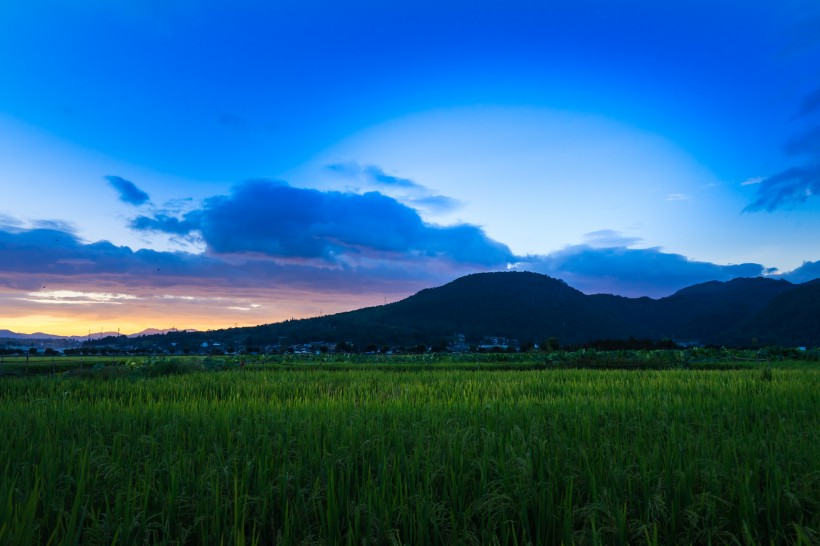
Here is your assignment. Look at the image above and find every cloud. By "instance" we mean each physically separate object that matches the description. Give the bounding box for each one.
[747,86,820,211]
[326,161,461,214]
[326,162,424,190]
[0,224,459,304]
[105,175,151,206]
[517,244,766,298]
[743,165,820,212]
[0,223,491,332]
[665,193,691,201]
[228,304,262,312]
[782,260,820,283]
[32,219,77,233]
[741,176,765,186]
[21,290,138,305]
[131,214,200,235]
[582,229,642,248]
[0,214,24,229]
[131,179,512,266]
[0,221,814,325]
[406,195,463,214]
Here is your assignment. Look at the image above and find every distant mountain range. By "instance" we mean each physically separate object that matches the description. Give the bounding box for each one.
[0,328,197,341]
[84,272,820,350]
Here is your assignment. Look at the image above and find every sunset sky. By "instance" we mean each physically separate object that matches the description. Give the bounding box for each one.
[2,1,820,336]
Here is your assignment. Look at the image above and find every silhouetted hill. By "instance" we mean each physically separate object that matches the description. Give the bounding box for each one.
[85,272,819,350]
[720,279,820,347]
[346,271,642,344]
[240,272,643,347]
[653,277,796,343]
[585,277,796,343]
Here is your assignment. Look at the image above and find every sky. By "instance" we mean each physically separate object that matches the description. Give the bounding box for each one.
[1,0,820,336]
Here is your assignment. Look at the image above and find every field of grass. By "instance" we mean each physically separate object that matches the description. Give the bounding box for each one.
[1,361,818,545]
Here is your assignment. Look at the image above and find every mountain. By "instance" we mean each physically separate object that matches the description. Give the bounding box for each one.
[0,328,198,341]
[127,328,198,338]
[0,329,75,340]
[720,279,820,347]
[235,272,651,348]
[82,272,818,350]
[652,277,797,343]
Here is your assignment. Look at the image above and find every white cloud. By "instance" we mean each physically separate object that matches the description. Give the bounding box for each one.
[22,290,138,305]
[228,304,262,312]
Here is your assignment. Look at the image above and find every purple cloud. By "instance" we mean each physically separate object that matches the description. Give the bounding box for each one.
[1,223,814,303]
[518,245,767,298]
[0,225,451,295]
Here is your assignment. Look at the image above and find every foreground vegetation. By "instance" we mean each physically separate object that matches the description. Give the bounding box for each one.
[2,345,818,377]
[1,359,818,545]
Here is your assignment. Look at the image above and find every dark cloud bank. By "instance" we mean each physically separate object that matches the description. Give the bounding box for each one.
[131,179,510,266]
[2,178,818,299]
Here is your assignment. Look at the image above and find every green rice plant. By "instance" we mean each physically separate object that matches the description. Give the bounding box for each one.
[0,366,817,544]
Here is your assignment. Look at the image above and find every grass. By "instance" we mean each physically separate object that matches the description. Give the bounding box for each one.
[1,364,818,544]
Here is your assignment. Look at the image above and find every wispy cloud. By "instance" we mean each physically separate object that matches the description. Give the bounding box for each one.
[326,161,461,214]
[326,162,424,190]
[105,175,151,206]
[582,229,642,248]
[22,290,138,305]
[406,195,463,214]
[741,176,765,186]
[743,165,820,212]
[747,84,820,212]
[228,304,262,311]
[665,193,691,201]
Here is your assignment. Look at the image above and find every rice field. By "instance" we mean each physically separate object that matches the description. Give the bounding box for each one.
[1,364,818,545]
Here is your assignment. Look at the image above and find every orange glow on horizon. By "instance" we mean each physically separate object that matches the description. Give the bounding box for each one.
[0,289,406,337]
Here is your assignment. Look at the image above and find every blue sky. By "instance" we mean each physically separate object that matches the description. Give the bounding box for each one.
[1,0,819,334]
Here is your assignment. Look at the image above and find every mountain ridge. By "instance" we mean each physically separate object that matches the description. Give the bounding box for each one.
[0,328,198,341]
[81,271,820,350]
